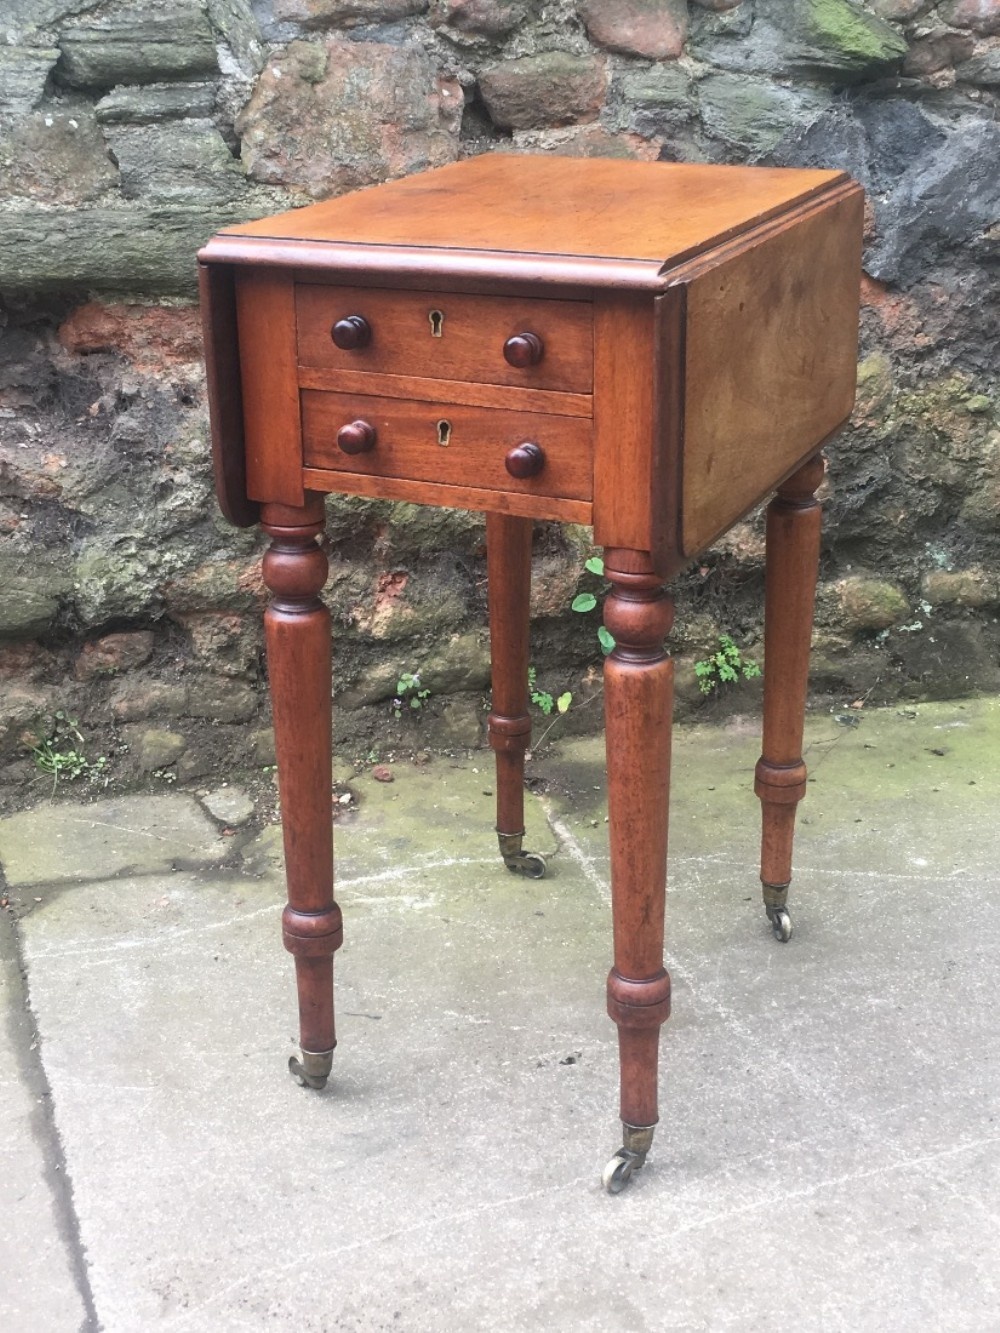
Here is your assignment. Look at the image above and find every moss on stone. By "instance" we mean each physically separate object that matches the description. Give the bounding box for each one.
[965,395,993,416]
[837,575,910,631]
[698,73,830,152]
[801,0,908,71]
[0,555,74,639]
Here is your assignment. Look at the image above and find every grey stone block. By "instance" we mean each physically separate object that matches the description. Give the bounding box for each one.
[619,63,693,107]
[0,200,283,297]
[201,784,255,825]
[0,46,59,120]
[205,0,264,77]
[184,674,258,722]
[57,4,218,89]
[0,553,73,638]
[104,119,246,203]
[957,48,1000,86]
[2,0,101,35]
[123,725,188,773]
[690,0,907,81]
[867,118,1000,283]
[95,81,218,125]
[698,73,831,155]
[0,103,118,205]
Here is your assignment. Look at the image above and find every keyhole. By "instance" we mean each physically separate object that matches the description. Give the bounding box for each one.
[437,419,452,446]
[429,309,444,338]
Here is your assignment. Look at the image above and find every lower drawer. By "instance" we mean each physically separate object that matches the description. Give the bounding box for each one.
[301,391,593,501]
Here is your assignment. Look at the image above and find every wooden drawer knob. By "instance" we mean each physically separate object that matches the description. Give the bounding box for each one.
[337,419,377,454]
[504,441,545,478]
[331,315,371,350]
[503,332,543,368]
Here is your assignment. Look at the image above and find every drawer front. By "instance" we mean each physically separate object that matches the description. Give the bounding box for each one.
[301,391,592,500]
[296,285,593,393]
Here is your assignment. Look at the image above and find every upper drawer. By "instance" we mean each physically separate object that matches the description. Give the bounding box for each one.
[295,284,593,393]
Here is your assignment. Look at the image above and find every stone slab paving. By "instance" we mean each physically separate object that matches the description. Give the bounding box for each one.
[0,925,88,1330]
[2,703,1000,1330]
[0,794,228,888]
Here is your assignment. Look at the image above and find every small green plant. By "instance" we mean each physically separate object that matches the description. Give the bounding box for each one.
[572,556,616,656]
[29,712,109,794]
[391,671,431,720]
[528,666,571,717]
[694,635,762,695]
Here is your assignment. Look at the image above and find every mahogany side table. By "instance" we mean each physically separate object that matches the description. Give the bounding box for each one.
[199,155,862,1193]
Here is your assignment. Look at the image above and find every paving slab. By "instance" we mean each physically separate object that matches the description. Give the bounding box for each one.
[0,794,228,888]
[0,924,88,1331]
[3,702,1000,1330]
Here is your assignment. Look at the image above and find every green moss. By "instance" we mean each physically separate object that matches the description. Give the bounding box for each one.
[854,352,895,424]
[802,0,907,71]
[286,40,328,86]
[837,576,909,631]
[699,74,830,152]
[965,395,993,416]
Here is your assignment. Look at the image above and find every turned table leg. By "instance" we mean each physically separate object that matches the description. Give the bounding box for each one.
[486,512,546,879]
[261,496,343,1089]
[755,454,825,943]
[600,549,674,1192]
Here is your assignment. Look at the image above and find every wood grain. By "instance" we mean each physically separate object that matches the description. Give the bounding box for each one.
[222,156,845,270]
[755,455,825,895]
[298,366,592,418]
[198,261,258,527]
[301,390,593,500]
[300,467,592,524]
[296,283,593,393]
[204,238,668,291]
[651,288,686,576]
[234,269,304,507]
[592,293,657,555]
[197,156,865,1174]
[261,496,341,1063]
[486,513,533,841]
[676,186,863,557]
[602,550,674,1132]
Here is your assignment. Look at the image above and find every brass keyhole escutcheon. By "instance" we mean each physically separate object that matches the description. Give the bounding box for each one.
[429,309,444,337]
[437,419,452,446]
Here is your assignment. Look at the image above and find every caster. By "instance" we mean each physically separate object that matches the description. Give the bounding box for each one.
[601,1148,644,1195]
[288,1049,333,1090]
[504,850,547,879]
[767,907,792,943]
[497,832,547,879]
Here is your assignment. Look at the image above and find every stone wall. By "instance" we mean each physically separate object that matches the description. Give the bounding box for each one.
[1,0,998,803]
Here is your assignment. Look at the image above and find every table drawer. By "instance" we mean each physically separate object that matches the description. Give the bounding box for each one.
[295,285,593,393]
[301,390,593,500]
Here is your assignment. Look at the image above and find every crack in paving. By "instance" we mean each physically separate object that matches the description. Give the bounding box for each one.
[0,874,101,1333]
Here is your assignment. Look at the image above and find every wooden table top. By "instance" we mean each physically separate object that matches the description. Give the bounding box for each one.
[211,155,848,288]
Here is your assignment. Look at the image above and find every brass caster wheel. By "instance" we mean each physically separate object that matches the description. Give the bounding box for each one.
[601,1148,644,1195]
[497,833,547,879]
[504,850,547,879]
[768,907,792,943]
[288,1049,333,1090]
